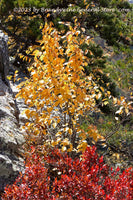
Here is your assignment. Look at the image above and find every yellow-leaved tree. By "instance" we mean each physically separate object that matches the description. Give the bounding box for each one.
[17,21,104,153]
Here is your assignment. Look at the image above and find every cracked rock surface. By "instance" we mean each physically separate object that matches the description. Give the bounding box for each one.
[0,31,25,194]
[0,76,25,193]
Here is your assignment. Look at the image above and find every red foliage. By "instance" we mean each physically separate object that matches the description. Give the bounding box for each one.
[2,153,51,200]
[2,146,133,200]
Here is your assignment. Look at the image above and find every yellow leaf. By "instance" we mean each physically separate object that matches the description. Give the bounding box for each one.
[51,140,58,146]
[57,118,61,123]
[55,132,62,137]
[104,101,109,105]
[96,93,101,100]
[25,109,30,117]
[53,122,57,128]
[42,130,47,135]
[107,91,111,95]
[7,75,12,80]
[62,146,67,152]
[125,108,129,114]
[116,106,123,115]
[113,153,120,160]
[47,13,50,18]
[113,98,117,105]
[100,87,104,92]
[77,140,88,152]
[47,107,53,113]
[79,132,87,140]
[61,138,70,146]
[67,144,73,152]
[74,18,77,23]
[67,34,72,42]
[56,137,61,143]
[68,128,72,135]
[86,4,89,9]
[84,62,88,66]
[102,98,108,102]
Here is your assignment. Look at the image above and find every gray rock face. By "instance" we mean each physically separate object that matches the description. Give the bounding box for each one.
[0,31,24,194]
[0,84,24,193]
[0,31,9,83]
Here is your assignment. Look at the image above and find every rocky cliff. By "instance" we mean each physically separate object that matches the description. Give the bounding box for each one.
[0,31,24,194]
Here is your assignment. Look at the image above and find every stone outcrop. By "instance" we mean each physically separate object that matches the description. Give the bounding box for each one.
[0,31,9,84]
[0,31,24,194]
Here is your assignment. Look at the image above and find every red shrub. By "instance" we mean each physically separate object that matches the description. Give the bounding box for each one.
[2,146,133,200]
[2,152,51,200]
